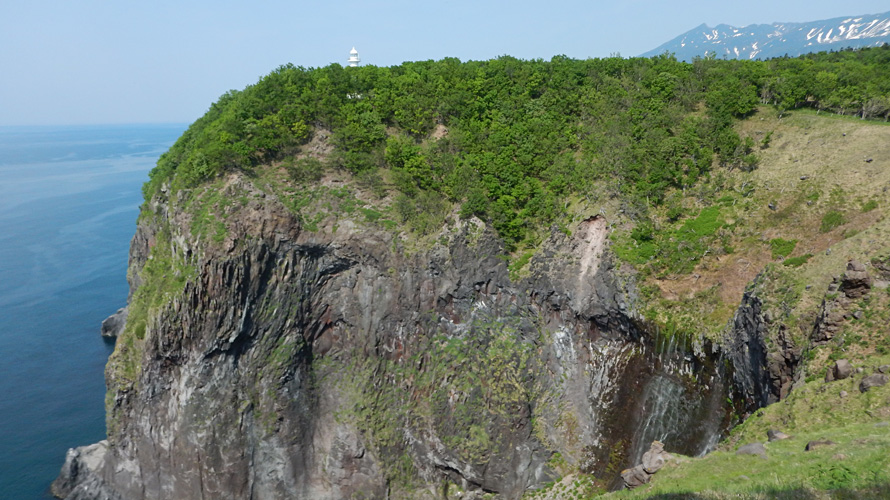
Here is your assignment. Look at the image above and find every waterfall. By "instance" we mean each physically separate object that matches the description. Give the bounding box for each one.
[628,328,726,464]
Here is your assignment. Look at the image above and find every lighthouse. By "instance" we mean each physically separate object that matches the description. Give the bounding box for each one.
[348,47,360,67]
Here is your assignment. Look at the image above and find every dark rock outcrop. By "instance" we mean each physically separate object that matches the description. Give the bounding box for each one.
[620,465,651,489]
[52,442,122,500]
[100,307,128,338]
[860,373,889,393]
[805,440,837,451]
[725,281,801,412]
[871,255,890,280]
[840,260,872,299]
[811,295,846,344]
[725,290,772,412]
[812,261,873,345]
[641,441,668,474]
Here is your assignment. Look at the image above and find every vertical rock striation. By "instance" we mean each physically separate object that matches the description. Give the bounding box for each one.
[56,175,767,499]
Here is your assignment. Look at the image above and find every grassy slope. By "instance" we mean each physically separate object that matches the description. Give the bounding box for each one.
[625,107,890,340]
[610,419,890,499]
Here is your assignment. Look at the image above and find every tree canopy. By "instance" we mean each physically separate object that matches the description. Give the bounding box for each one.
[144,45,890,249]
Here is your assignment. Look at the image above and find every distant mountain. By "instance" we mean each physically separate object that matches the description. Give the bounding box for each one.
[642,11,890,61]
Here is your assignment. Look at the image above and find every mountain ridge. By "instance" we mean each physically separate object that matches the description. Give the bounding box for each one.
[642,11,890,61]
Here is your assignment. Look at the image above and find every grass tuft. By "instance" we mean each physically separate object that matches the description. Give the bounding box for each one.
[820,210,846,233]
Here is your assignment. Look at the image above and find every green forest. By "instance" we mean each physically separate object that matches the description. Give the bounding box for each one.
[144,46,890,251]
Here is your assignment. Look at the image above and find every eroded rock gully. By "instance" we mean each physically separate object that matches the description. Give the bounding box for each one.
[56,176,769,499]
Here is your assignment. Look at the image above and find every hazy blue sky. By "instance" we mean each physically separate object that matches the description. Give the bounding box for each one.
[1,1,887,125]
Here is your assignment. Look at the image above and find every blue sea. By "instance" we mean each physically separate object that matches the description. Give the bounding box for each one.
[0,124,185,499]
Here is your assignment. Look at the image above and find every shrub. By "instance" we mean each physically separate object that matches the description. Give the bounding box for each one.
[783,254,813,267]
[769,238,797,259]
[284,157,324,183]
[820,210,845,233]
[760,131,773,149]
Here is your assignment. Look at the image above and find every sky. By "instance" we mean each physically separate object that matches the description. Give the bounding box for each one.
[1,1,888,126]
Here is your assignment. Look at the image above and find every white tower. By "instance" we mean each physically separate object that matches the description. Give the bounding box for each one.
[348,47,360,67]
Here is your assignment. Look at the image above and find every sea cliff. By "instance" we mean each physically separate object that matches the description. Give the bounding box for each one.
[53,169,759,499]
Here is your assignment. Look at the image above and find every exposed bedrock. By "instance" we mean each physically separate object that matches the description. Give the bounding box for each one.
[100,307,128,338]
[724,273,804,416]
[56,176,769,499]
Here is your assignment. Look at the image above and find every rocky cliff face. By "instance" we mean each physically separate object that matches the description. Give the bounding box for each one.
[724,279,802,416]
[56,173,762,499]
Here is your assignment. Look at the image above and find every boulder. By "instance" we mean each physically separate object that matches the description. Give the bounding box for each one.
[840,260,872,299]
[826,359,854,382]
[641,441,667,474]
[621,441,673,489]
[805,440,836,451]
[878,365,889,374]
[620,465,651,489]
[736,442,767,459]
[767,429,790,442]
[848,261,867,273]
[859,373,889,393]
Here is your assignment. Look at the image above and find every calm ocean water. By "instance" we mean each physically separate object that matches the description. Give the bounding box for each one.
[0,124,184,499]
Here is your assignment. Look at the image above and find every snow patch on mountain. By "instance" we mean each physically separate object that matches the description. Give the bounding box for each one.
[642,11,890,61]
